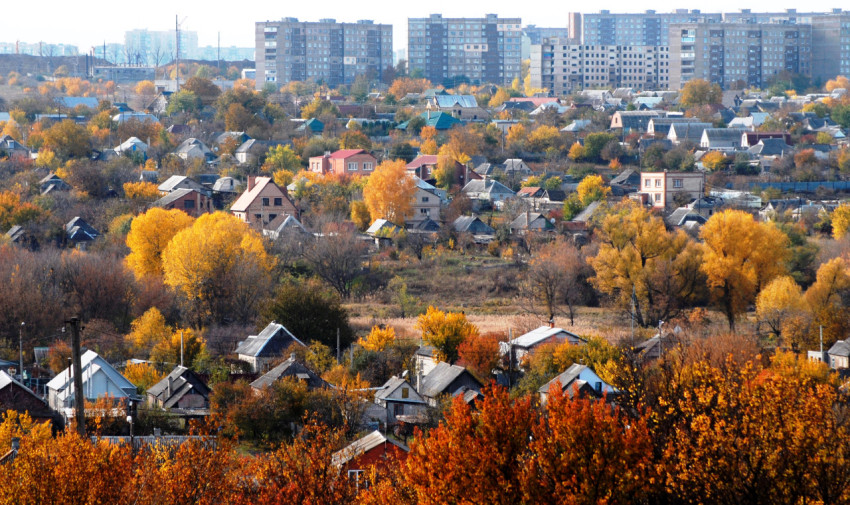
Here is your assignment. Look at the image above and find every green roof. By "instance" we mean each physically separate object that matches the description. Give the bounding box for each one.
[397,111,462,131]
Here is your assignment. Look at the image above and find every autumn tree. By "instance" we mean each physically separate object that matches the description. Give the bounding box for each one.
[590,201,705,327]
[388,77,432,99]
[262,144,301,172]
[755,275,808,341]
[182,76,221,107]
[832,203,850,239]
[122,181,160,201]
[363,159,416,223]
[416,306,478,363]
[702,151,730,171]
[162,212,274,325]
[262,279,354,349]
[358,325,396,352]
[124,361,165,393]
[150,327,206,367]
[680,78,723,108]
[41,119,91,159]
[804,257,850,348]
[125,207,195,279]
[457,331,503,380]
[576,174,611,206]
[525,239,590,324]
[700,209,790,330]
[339,130,372,150]
[0,191,43,231]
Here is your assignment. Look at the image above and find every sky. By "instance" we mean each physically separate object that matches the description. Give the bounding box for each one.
[1,0,845,53]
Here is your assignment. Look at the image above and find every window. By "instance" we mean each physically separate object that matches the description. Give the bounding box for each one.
[655,179,661,187]
[348,162,357,171]
[673,179,683,188]
[184,200,195,209]
[401,387,409,399]
[422,196,429,203]
[654,193,661,202]
[269,214,277,221]
[363,162,373,171]
[644,179,651,187]
[394,403,404,416]
[273,197,283,206]
[254,214,262,220]
[262,197,269,206]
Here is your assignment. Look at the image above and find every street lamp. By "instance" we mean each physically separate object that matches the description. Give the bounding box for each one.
[18,322,25,384]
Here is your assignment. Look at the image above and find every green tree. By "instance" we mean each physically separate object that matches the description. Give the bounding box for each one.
[166,90,201,115]
[262,279,354,350]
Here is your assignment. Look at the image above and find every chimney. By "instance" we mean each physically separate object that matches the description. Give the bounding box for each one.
[167,375,173,398]
[549,317,555,329]
[247,176,256,191]
[427,110,431,120]
[290,352,296,361]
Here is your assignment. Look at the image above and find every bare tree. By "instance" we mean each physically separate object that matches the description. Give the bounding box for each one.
[302,228,368,299]
[523,238,591,325]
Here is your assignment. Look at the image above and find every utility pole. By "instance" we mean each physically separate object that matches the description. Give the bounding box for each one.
[67,317,86,437]
[18,322,25,384]
[180,330,184,367]
[336,328,340,364]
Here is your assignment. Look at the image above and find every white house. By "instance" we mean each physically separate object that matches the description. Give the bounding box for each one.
[500,324,585,367]
[374,376,428,424]
[46,350,138,413]
[538,364,618,404]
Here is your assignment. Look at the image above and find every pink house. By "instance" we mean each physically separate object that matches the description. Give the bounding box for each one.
[230,176,298,228]
[308,149,377,177]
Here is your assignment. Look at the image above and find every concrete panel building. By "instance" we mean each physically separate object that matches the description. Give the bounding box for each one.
[811,11,850,83]
[256,18,392,89]
[408,14,522,87]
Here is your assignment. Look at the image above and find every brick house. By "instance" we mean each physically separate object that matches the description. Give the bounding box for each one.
[308,149,377,176]
[639,171,705,209]
[151,188,214,217]
[230,176,298,228]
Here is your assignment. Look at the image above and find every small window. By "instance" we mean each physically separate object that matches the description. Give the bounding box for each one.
[262,197,270,206]
[348,162,357,171]
[673,179,683,188]
[654,194,661,202]
[401,387,409,399]
[184,200,195,209]
[394,403,404,415]
[655,179,662,187]
[644,179,651,187]
[269,214,277,221]
[363,162,373,171]
[254,214,262,220]
[274,197,283,206]
[422,196,429,203]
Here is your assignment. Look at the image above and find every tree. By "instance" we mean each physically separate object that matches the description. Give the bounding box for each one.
[388,77,432,99]
[262,279,354,349]
[302,228,368,299]
[363,159,416,223]
[680,78,723,108]
[457,331,502,380]
[756,275,807,339]
[0,191,43,231]
[150,327,206,367]
[527,125,561,152]
[224,103,256,131]
[358,326,396,352]
[832,203,850,239]
[126,307,171,355]
[804,257,850,348]
[568,142,585,161]
[349,200,371,231]
[125,208,195,279]
[182,76,221,106]
[416,306,478,363]
[166,90,201,115]
[300,98,339,119]
[162,212,274,325]
[525,239,589,325]
[124,362,165,394]
[134,80,155,96]
[826,75,850,92]
[702,151,730,171]
[583,132,617,162]
[339,130,372,150]
[576,174,611,206]
[41,119,91,159]
[123,181,160,201]
[589,201,705,327]
[262,144,301,172]
[700,209,790,330]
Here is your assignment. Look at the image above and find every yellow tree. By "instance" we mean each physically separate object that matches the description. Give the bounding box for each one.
[125,207,195,279]
[124,362,165,393]
[832,203,850,239]
[568,142,585,161]
[576,174,611,206]
[700,210,790,330]
[416,306,478,363]
[150,327,206,367]
[488,88,511,107]
[123,181,160,201]
[349,200,371,230]
[701,151,729,172]
[363,159,416,223]
[126,307,172,355]
[804,257,850,347]
[161,212,275,325]
[756,275,808,339]
[680,78,723,108]
[589,200,704,327]
[358,326,396,352]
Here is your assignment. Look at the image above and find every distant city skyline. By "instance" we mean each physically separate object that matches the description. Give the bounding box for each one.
[3,0,847,54]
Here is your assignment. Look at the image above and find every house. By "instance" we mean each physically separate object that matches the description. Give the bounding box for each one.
[610,169,641,188]
[0,370,58,424]
[366,219,402,237]
[640,171,705,209]
[39,173,72,194]
[230,176,298,228]
[234,139,288,165]
[115,137,149,155]
[500,324,585,367]
[212,177,238,194]
[146,366,211,412]
[462,179,515,204]
[452,215,495,235]
[700,128,748,151]
[538,364,618,405]
[250,353,327,390]
[212,131,250,147]
[296,118,324,134]
[5,225,37,249]
[113,112,159,124]
[411,179,442,223]
[0,134,31,159]
[741,132,792,148]
[647,117,701,136]
[405,156,480,187]
[174,138,215,161]
[157,175,207,196]
[561,119,592,133]
[308,149,377,177]
[828,340,850,370]
[46,350,139,413]
[332,430,409,488]
[418,362,483,407]
[59,96,99,109]
[375,376,427,424]
[396,111,462,131]
[235,322,306,373]
[425,94,488,121]
[728,113,771,130]
[263,215,309,240]
[151,188,214,217]
[414,345,438,377]
[65,217,99,247]
[610,111,661,132]
[510,212,554,233]
[667,123,712,145]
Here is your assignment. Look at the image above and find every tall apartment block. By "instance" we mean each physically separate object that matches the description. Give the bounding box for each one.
[530,39,669,95]
[407,14,522,87]
[668,22,812,90]
[255,18,392,89]
[580,10,720,46]
[522,26,572,60]
[811,10,850,83]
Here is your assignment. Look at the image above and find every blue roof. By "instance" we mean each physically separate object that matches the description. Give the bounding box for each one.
[433,95,479,108]
[59,97,99,109]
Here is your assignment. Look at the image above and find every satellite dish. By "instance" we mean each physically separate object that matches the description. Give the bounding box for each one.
[550,218,556,224]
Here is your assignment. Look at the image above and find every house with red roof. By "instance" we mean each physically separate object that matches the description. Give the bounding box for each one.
[308,149,378,177]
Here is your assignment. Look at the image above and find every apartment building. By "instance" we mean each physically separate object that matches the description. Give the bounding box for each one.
[811,10,850,82]
[256,18,392,89]
[668,22,812,90]
[579,10,720,46]
[530,39,670,95]
[408,14,522,87]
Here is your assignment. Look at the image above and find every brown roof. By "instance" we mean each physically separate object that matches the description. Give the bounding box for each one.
[230,177,284,213]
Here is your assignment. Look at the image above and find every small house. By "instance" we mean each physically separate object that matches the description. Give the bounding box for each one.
[332,430,409,488]
[500,324,585,367]
[46,350,139,413]
[375,376,427,424]
[230,176,298,228]
[452,215,495,235]
[151,188,213,217]
[146,366,211,412]
[235,322,306,373]
[65,217,99,248]
[538,364,618,405]
[0,370,58,425]
[418,362,483,407]
[250,353,327,391]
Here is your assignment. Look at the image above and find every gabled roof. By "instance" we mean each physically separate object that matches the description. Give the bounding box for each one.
[375,376,425,403]
[749,138,792,156]
[398,112,462,131]
[331,430,409,468]
[432,95,479,108]
[250,355,326,390]
[152,188,199,208]
[266,214,308,236]
[409,218,441,232]
[146,366,211,409]
[0,370,48,405]
[329,149,370,160]
[46,350,137,400]
[561,119,592,132]
[230,176,287,213]
[406,155,439,169]
[212,177,237,193]
[297,118,324,132]
[510,326,584,349]
[59,96,99,109]
[419,362,482,399]
[366,219,401,236]
[235,322,305,358]
[668,122,711,141]
[510,212,554,231]
[829,340,850,358]
[462,179,515,197]
[538,363,609,397]
[116,136,148,153]
[65,217,99,242]
[703,128,747,142]
[452,215,495,235]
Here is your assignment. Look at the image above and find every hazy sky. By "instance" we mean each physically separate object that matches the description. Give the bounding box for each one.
[1,0,845,52]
